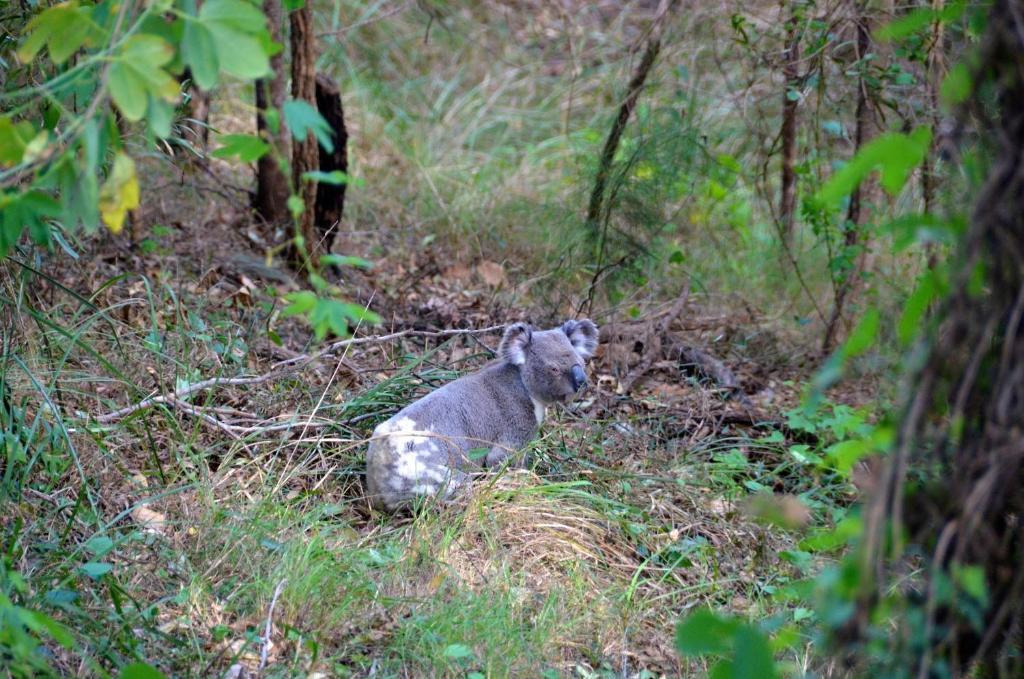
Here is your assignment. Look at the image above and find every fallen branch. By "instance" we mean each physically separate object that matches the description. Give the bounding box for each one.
[93,324,505,423]
[619,283,690,393]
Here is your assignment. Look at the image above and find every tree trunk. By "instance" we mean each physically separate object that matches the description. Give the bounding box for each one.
[289,2,320,268]
[254,0,290,228]
[822,4,874,354]
[923,0,946,269]
[779,3,800,243]
[313,73,348,256]
[849,2,1024,674]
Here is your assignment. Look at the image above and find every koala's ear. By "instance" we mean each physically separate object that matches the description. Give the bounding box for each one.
[562,319,599,360]
[499,323,533,366]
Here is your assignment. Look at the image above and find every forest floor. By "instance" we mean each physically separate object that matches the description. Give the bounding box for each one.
[1,152,876,678]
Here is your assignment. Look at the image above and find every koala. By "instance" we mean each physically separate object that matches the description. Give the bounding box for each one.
[365,319,599,511]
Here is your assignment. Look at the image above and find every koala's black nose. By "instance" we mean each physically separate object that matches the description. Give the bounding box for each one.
[570,364,587,392]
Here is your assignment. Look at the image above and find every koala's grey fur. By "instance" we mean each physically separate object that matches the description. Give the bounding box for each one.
[365,319,599,511]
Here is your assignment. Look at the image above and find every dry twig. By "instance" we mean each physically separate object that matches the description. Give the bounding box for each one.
[92,324,505,423]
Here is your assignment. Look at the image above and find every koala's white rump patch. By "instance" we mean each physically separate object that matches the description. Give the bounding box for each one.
[374,416,449,485]
[375,416,434,450]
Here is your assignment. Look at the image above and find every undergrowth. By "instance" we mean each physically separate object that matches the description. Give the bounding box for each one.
[0,248,872,675]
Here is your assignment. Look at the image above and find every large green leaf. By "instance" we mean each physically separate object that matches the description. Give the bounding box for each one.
[108,36,179,122]
[0,189,60,255]
[283,99,334,151]
[199,0,268,32]
[108,62,149,121]
[17,1,98,64]
[199,0,271,80]
[675,609,739,656]
[817,127,933,206]
[212,134,270,162]
[731,625,777,679]
[182,21,219,90]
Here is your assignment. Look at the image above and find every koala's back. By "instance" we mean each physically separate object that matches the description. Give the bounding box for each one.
[365,362,538,510]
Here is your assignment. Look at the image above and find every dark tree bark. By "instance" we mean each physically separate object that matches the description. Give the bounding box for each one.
[822,4,875,354]
[254,0,290,228]
[922,0,947,269]
[846,2,1024,675]
[779,4,800,243]
[313,73,348,255]
[289,2,320,267]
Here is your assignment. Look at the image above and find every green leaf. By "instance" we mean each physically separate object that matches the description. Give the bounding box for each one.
[825,439,872,476]
[302,170,356,185]
[84,535,114,556]
[876,1,966,41]
[882,213,961,251]
[953,565,989,606]
[817,127,932,206]
[842,309,879,358]
[340,302,381,324]
[716,154,742,173]
[182,21,219,90]
[56,153,100,231]
[19,608,75,648]
[466,447,489,461]
[320,254,373,269]
[119,662,168,679]
[941,62,972,105]
[281,291,316,317]
[443,643,474,660]
[108,62,150,122]
[283,99,335,152]
[213,32,271,80]
[212,134,270,162]
[200,0,268,32]
[676,609,738,656]
[308,299,351,340]
[821,120,844,137]
[147,98,174,140]
[898,271,941,346]
[109,36,179,122]
[0,189,60,255]
[799,515,863,553]
[18,1,98,64]
[0,117,37,166]
[79,562,113,579]
[200,0,271,80]
[287,194,304,217]
[732,625,777,679]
